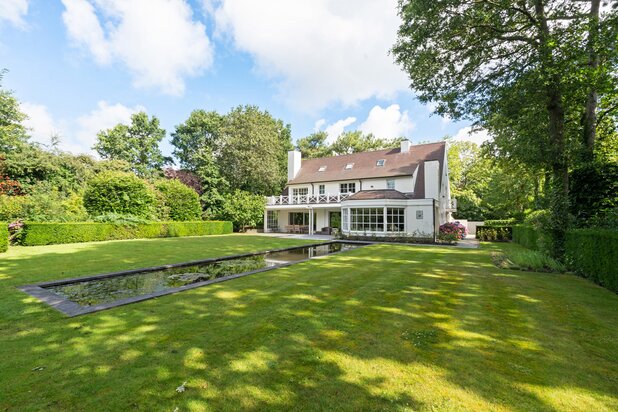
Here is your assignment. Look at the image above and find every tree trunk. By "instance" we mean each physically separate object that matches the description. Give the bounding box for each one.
[582,0,601,160]
[535,0,569,259]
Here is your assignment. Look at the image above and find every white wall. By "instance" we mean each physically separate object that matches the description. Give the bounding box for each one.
[424,160,440,200]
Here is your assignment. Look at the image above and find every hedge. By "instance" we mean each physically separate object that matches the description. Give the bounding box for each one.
[19,221,233,246]
[484,219,517,227]
[0,223,7,253]
[476,225,512,241]
[565,229,618,293]
[512,225,539,250]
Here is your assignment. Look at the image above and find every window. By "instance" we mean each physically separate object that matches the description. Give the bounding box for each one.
[318,166,327,172]
[319,184,325,195]
[340,182,356,194]
[289,212,309,225]
[292,188,308,197]
[345,163,354,170]
[416,210,423,219]
[267,211,278,229]
[342,208,349,231]
[387,208,405,232]
[350,208,384,232]
[386,179,395,190]
[376,159,385,167]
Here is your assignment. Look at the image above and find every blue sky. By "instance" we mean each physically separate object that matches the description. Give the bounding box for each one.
[0,0,485,158]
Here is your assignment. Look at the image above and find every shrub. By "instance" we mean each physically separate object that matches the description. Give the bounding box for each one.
[18,221,233,246]
[476,226,512,241]
[512,225,539,250]
[83,172,157,219]
[569,162,618,223]
[0,190,87,222]
[523,209,553,253]
[0,223,8,252]
[484,218,516,227]
[492,247,566,273]
[92,213,151,225]
[439,221,467,240]
[216,190,265,231]
[565,229,618,293]
[155,179,201,221]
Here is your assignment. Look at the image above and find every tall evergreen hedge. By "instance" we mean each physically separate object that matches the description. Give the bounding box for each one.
[19,221,232,246]
[512,225,539,250]
[565,229,617,293]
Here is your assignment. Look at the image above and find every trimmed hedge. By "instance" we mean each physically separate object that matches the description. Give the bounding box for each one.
[484,219,517,227]
[19,221,233,246]
[0,223,7,253]
[565,229,618,293]
[476,225,512,241]
[512,225,539,250]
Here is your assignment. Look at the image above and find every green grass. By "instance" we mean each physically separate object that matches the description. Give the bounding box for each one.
[1,235,617,411]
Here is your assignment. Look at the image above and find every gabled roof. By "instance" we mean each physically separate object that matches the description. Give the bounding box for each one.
[288,141,446,185]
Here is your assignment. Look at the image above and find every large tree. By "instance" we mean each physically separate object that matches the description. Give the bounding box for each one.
[217,105,292,195]
[170,109,223,170]
[393,0,618,258]
[94,112,170,177]
[0,71,29,153]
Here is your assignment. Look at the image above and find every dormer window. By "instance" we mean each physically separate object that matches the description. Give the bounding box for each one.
[376,159,385,167]
[318,166,327,172]
[344,163,354,170]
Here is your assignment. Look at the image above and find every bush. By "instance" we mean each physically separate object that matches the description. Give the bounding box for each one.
[484,218,516,227]
[476,226,512,241]
[512,225,539,250]
[569,162,618,223]
[0,190,87,222]
[92,213,151,225]
[565,229,618,293]
[492,247,566,273]
[83,172,157,219]
[0,223,8,252]
[439,221,467,240]
[155,179,201,221]
[18,221,233,246]
[216,190,265,231]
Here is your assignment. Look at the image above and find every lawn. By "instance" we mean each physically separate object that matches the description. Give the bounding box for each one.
[1,235,617,411]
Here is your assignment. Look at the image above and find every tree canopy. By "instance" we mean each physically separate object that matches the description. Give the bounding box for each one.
[94,112,170,177]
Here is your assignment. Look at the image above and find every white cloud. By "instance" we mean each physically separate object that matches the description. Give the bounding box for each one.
[0,0,29,28]
[452,126,491,145]
[358,104,414,139]
[61,0,213,95]
[211,0,409,111]
[21,102,62,146]
[319,116,357,143]
[21,100,144,154]
[313,118,326,132]
[74,101,145,153]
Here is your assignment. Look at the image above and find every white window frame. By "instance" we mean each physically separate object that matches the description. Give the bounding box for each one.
[376,159,385,167]
[386,179,395,190]
[266,210,278,230]
[340,182,356,194]
[319,184,325,195]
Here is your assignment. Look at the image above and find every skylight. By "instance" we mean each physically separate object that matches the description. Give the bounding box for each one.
[318,166,327,172]
[345,163,354,170]
[376,159,385,167]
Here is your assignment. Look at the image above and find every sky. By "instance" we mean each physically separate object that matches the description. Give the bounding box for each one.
[0,0,488,158]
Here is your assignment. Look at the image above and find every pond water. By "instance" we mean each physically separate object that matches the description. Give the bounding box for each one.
[46,242,363,307]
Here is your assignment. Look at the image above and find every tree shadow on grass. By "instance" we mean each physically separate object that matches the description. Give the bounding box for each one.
[1,243,618,410]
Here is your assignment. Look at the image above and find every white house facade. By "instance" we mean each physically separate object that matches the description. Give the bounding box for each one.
[264,140,456,238]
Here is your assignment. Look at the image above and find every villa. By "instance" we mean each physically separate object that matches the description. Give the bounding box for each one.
[264,140,456,238]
